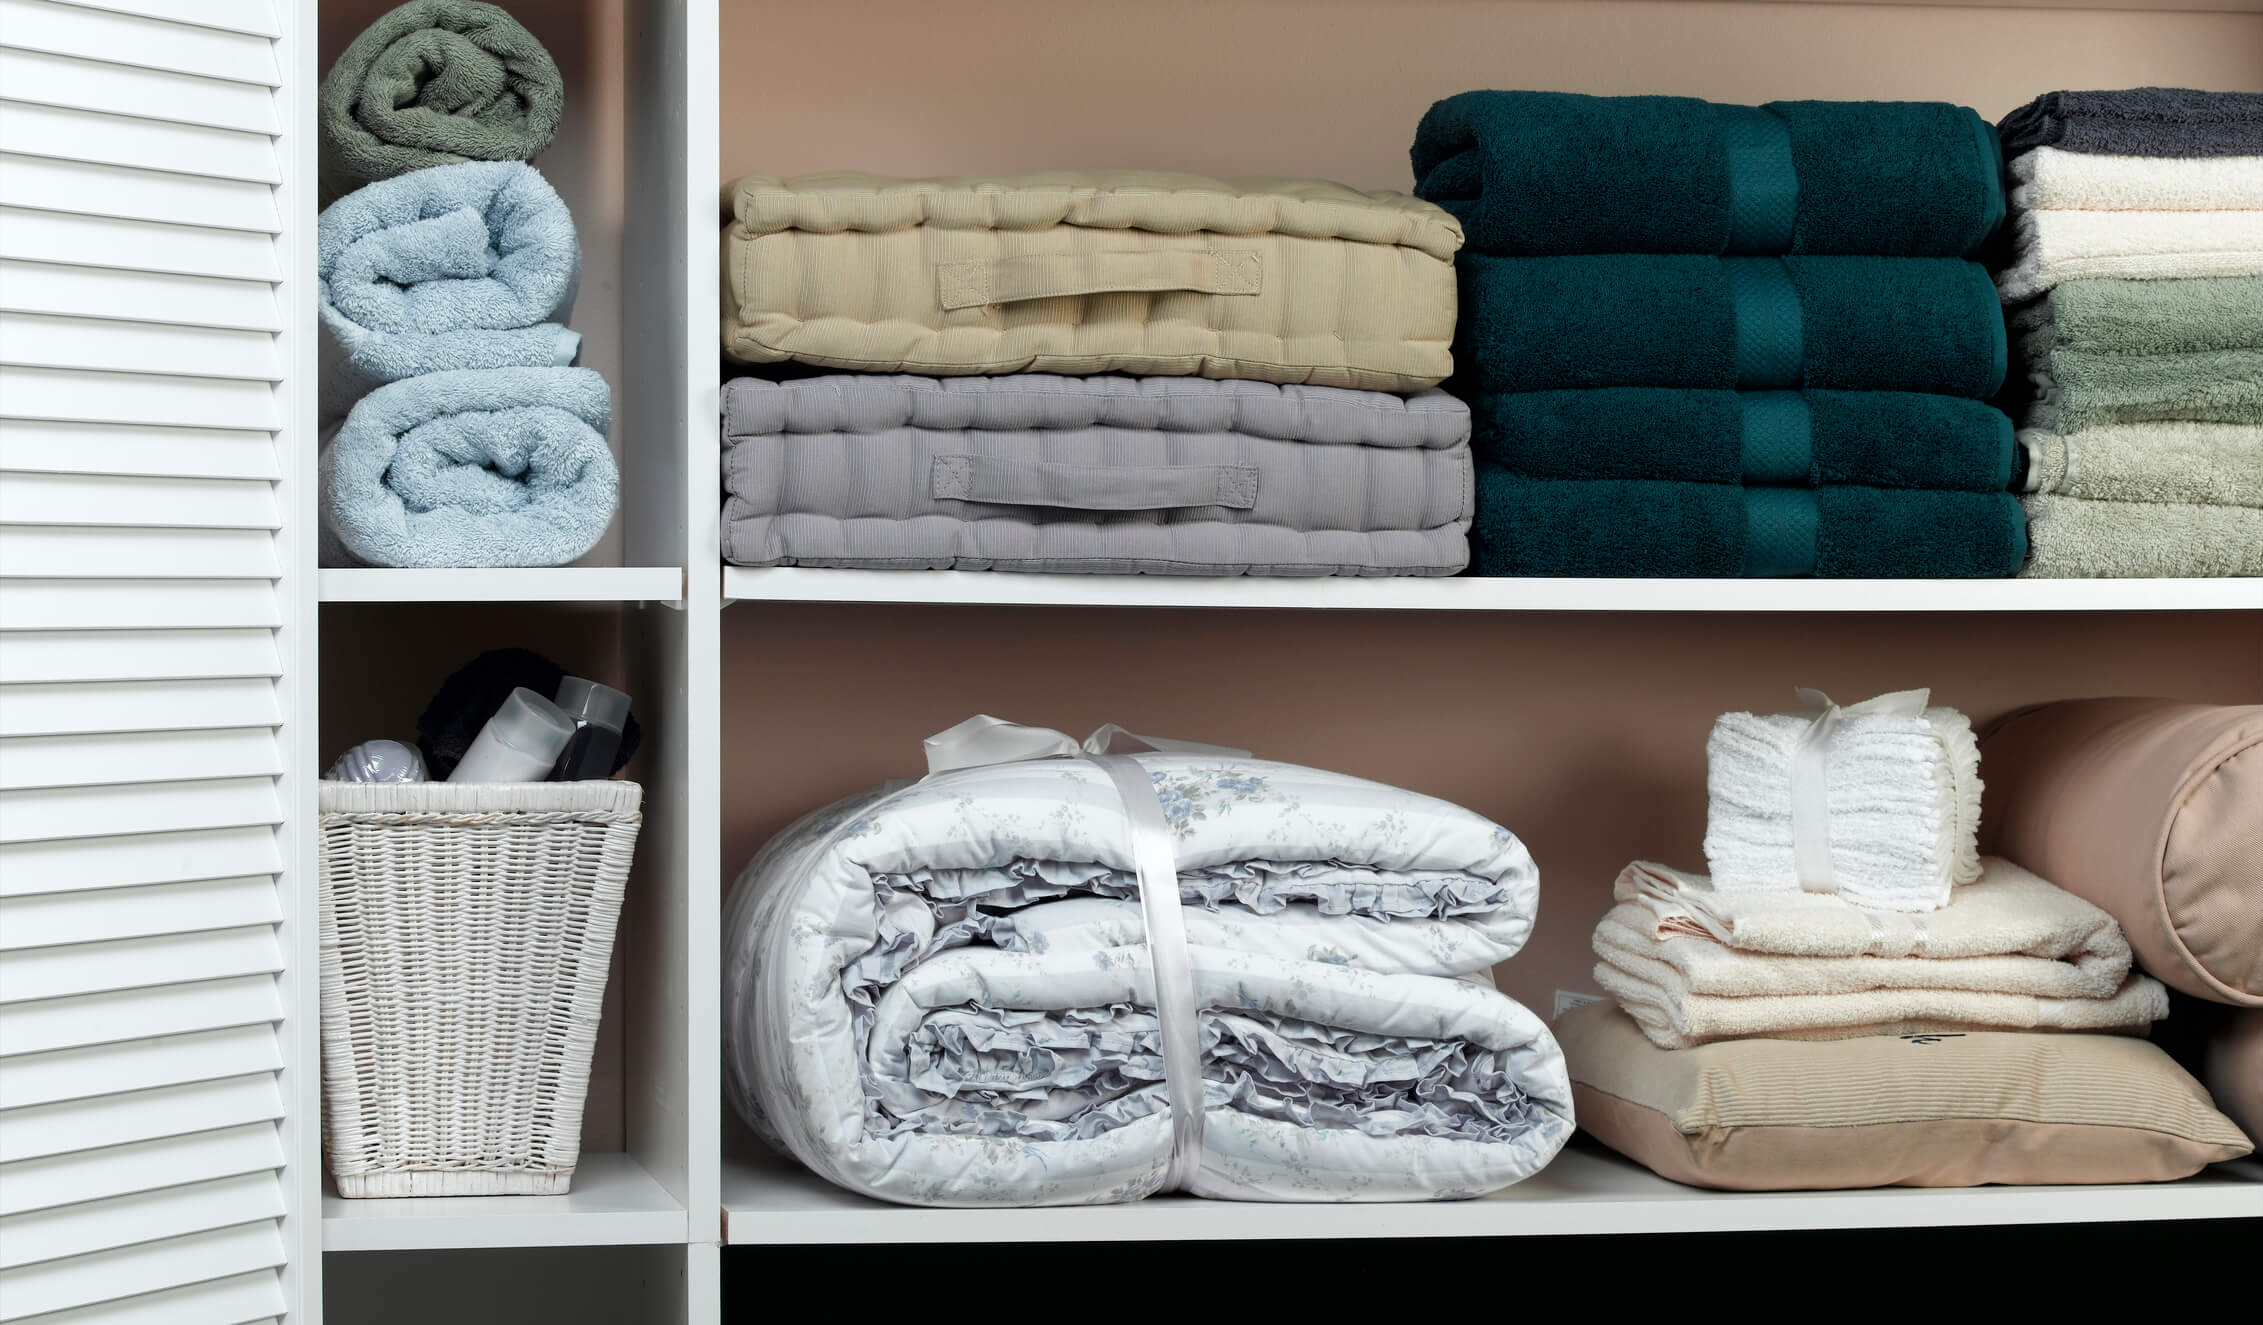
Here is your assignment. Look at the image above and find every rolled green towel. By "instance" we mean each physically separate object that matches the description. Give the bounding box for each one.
[320,0,564,199]
[1472,469,2026,578]
[1474,389,2014,491]
[2012,277,2263,357]
[2030,347,2263,431]
[1414,91,2002,258]
[2021,495,2263,578]
[1456,255,2005,398]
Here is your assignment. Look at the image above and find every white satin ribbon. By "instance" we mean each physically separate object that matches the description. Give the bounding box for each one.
[1788,687,1930,894]
[921,715,1238,1193]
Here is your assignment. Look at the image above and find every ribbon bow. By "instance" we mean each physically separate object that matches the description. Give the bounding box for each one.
[1789,687,1930,894]
[922,714,1247,777]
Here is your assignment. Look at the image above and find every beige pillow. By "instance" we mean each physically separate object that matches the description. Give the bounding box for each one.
[1558,1000,2250,1190]
[1981,699,2263,1007]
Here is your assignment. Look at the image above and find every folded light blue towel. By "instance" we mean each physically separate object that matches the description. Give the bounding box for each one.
[321,367,615,567]
[318,161,580,420]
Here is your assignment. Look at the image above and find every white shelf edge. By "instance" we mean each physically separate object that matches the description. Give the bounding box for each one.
[319,567,686,604]
[321,1152,690,1252]
[721,568,2263,613]
[719,1146,2263,1246]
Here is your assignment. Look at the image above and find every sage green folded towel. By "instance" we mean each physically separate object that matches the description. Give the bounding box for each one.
[2029,347,2263,430]
[2021,495,2263,578]
[2022,424,2263,507]
[1457,255,2004,397]
[1474,389,2014,491]
[1473,469,2025,578]
[320,0,563,200]
[2012,277,2263,358]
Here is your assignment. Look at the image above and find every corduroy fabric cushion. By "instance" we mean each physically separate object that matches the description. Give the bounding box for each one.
[719,173,1461,391]
[1556,1001,2250,1190]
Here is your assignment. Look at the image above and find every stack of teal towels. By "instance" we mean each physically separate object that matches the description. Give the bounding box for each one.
[1413,92,2027,577]
[1995,88,2263,578]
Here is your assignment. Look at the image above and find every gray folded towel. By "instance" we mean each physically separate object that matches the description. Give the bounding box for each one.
[2021,424,2263,508]
[2020,494,2263,578]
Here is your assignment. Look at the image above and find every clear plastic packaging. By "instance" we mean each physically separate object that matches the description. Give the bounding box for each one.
[325,739,428,783]
[550,676,631,780]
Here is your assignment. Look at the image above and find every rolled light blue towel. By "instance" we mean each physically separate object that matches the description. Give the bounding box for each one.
[318,161,580,420]
[321,366,615,567]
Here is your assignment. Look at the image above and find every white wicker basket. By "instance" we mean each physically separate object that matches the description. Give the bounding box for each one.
[317,780,642,1197]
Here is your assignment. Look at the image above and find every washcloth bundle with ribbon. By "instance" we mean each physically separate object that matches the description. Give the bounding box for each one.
[1589,687,2170,1045]
[313,1,613,568]
[1995,88,2263,577]
[1412,91,2026,577]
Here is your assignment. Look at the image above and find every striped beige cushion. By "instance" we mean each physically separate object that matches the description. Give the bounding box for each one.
[1558,1001,2251,1190]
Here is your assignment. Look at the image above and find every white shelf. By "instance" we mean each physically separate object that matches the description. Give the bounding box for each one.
[321,1153,689,1252]
[722,568,2263,613]
[720,1145,2263,1245]
[320,567,685,604]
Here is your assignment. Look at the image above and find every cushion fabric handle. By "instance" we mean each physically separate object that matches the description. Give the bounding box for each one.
[933,454,1259,511]
[937,250,1263,310]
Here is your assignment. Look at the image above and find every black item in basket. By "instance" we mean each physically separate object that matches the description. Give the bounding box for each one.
[417,647,640,780]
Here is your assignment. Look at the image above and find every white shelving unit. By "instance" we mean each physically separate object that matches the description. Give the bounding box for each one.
[69,0,2246,1321]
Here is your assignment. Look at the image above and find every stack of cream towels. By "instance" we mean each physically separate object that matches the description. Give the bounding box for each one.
[1594,694,2168,1048]
[1993,88,2263,578]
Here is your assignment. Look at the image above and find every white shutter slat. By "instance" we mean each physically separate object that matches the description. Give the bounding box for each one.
[0,101,279,185]
[0,473,279,531]
[0,877,278,946]
[0,777,281,845]
[0,1172,282,1272]
[0,728,282,792]
[0,678,280,738]
[0,926,280,1003]
[0,261,281,332]
[0,50,277,134]
[41,0,279,40]
[0,633,279,688]
[0,526,279,579]
[0,154,278,233]
[0,580,278,631]
[0,974,279,1059]
[0,1217,285,1320]
[0,1122,282,1218]
[0,1024,278,1110]
[0,315,283,382]
[0,1075,281,1165]
[0,828,278,898]
[0,209,279,283]
[0,421,281,481]
[14,1269,283,1325]
[0,367,279,430]
[0,0,279,87]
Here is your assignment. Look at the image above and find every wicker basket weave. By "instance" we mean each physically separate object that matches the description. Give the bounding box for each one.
[318,780,642,1197]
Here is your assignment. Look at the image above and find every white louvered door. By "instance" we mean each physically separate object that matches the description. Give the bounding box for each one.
[0,0,313,1320]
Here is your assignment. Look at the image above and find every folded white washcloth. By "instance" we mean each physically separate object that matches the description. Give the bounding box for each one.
[1997,209,2263,301]
[1600,857,2134,1000]
[1702,698,1980,912]
[2011,147,2263,213]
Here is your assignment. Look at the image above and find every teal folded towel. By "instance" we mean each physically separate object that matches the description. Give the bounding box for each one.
[319,0,564,200]
[1457,255,2005,398]
[1472,470,2026,578]
[321,367,615,568]
[318,161,580,421]
[1414,91,2003,258]
[1474,389,2015,491]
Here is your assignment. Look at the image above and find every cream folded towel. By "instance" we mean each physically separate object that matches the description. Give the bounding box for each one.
[2021,424,2263,507]
[1702,698,1981,912]
[2020,494,2263,578]
[1997,209,2263,300]
[2010,148,2263,212]
[1599,858,2133,1000]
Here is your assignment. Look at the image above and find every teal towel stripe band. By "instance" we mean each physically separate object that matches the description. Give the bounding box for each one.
[1739,391,1812,484]
[1744,487,1818,576]
[1717,105,1798,255]
[1723,257,1803,390]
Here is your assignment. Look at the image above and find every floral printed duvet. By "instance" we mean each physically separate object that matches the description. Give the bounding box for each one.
[722,754,1575,1206]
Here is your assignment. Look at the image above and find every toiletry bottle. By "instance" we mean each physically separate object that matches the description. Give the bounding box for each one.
[551,677,631,780]
[448,687,574,782]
